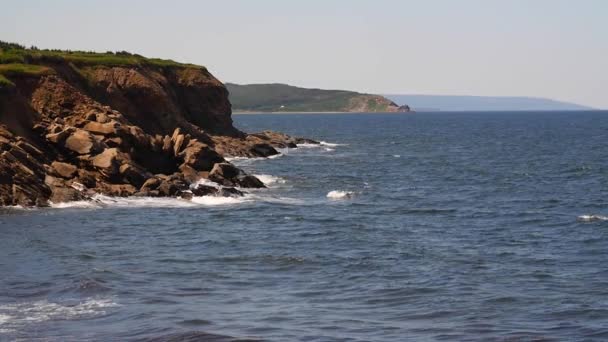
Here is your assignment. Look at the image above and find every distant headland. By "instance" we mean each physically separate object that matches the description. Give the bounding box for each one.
[227,83,411,113]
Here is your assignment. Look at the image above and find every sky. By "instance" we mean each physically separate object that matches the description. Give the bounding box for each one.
[2,0,607,108]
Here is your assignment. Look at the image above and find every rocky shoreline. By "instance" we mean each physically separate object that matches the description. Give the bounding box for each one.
[0,59,317,207]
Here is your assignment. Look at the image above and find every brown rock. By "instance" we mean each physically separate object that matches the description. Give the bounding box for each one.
[107,184,138,197]
[65,129,101,155]
[119,162,150,188]
[173,134,186,156]
[181,142,223,171]
[51,161,78,179]
[49,186,88,203]
[91,148,119,176]
[208,162,265,188]
[84,121,118,135]
[46,128,72,144]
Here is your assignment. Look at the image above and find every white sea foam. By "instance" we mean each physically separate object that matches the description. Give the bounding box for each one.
[225,152,284,162]
[0,313,11,325]
[320,141,347,147]
[578,215,608,222]
[191,195,253,206]
[327,190,355,200]
[324,148,335,152]
[393,154,401,158]
[0,298,119,327]
[51,195,197,209]
[254,174,286,186]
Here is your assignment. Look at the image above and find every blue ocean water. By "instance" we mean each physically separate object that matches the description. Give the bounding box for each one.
[1,112,608,341]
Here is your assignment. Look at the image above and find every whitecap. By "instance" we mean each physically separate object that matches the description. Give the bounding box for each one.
[254,174,286,186]
[297,143,320,148]
[327,190,355,200]
[393,154,401,158]
[0,313,11,325]
[324,148,335,152]
[51,195,196,209]
[0,298,119,326]
[320,141,347,147]
[190,195,253,206]
[578,215,608,222]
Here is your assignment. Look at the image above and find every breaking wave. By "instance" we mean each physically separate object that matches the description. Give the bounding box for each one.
[254,174,286,186]
[327,190,356,200]
[578,215,608,222]
[0,297,119,329]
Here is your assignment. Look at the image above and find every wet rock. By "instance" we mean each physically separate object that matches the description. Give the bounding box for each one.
[251,143,279,157]
[209,162,265,188]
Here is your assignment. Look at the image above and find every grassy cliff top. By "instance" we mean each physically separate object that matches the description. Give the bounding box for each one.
[0,41,204,86]
[0,41,202,68]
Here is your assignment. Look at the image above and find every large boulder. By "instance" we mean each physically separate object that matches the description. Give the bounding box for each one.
[64,129,102,155]
[180,140,223,171]
[83,121,119,135]
[208,162,265,188]
[51,161,78,179]
[91,148,120,177]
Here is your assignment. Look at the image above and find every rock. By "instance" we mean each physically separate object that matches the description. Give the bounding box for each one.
[220,187,245,197]
[51,161,78,179]
[84,121,118,135]
[106,184,138,197]
[96,112,110,123]
[46,128,73,144]
[105,137,123,148]
[190,184,244,197]
[157,179,186,197]
[119,162,150,188]
[237,175,265,188]
[191,184,219,196]
[209,162,240,180]
[173,134,186,156]
[181,141,223,171]
[162,135,173,153]
[141,177,161,191]
[91,148,119,176]
[65,129,102,155]
[49,186,88,203]
[251,143,279,157]
[209,162,265,188]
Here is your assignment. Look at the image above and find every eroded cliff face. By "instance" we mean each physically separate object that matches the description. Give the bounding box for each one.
[0,62,314,207]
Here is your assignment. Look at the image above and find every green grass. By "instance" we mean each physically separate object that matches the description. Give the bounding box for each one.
[0,74,13,87]
[0,63,54,87]
[0,40,204,69]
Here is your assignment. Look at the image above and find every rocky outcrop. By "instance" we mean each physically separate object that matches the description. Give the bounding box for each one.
[0,60,317,207]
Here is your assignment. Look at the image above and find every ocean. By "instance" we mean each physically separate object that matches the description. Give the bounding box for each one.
[1,111,608,341]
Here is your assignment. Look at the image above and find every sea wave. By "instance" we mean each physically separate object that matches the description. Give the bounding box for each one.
[327,190,356,200]
[577,214,608,222]
[320,141,347,147]
[254,174,286,186]
[0,297,119,327]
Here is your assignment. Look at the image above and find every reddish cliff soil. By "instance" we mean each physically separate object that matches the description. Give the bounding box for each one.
[0,62,316,206]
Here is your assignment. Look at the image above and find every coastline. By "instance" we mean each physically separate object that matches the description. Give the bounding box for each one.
[233,111,414,114]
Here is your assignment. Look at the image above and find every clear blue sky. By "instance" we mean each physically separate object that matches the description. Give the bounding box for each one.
[2,0,607,108]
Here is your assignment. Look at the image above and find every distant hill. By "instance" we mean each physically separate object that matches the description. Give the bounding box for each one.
[385,95,594,111]
[227,83,410,113]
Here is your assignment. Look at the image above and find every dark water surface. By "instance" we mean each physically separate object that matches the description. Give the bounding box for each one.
[1,112,608,341]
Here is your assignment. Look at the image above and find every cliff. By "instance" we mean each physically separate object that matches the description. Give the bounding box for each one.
[0,42,316,206]
[226,83,411,113]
